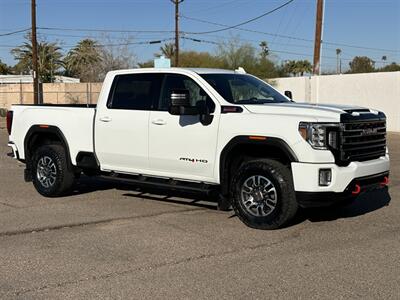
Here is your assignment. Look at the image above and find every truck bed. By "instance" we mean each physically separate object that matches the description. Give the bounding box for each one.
[9,104,96,165]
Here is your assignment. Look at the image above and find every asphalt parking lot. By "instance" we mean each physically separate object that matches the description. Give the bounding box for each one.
[0,124,399,299]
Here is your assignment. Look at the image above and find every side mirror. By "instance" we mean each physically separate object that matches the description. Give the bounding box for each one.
[284,90,293,100]
[169,89,199,115]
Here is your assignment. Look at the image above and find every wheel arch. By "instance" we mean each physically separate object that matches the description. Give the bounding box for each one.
[24,125,73,171]
[219,136,298,195]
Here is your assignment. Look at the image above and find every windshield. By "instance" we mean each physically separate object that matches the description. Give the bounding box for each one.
[200,73,290,104]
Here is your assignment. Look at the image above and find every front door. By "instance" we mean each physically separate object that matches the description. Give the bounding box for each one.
[95,73,163,174]
[148,74,220,183]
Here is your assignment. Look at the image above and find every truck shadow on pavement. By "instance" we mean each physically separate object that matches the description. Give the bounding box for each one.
[70,176,391,227]
[292,187,391,225]
[70,176,218,210]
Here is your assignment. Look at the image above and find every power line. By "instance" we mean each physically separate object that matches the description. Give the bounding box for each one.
[181,35,390,64]
[322,41,399,53]
[181,36,219,45]
[0,38,174,49]
[183,0,295,35]
[181,15,400,54]
[38,26,174,34]
[37,32,169,40]
[0,28,30,37]
[181,15,315,42]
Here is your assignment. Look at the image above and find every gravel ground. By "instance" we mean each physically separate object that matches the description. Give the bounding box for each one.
[0,128,399,299]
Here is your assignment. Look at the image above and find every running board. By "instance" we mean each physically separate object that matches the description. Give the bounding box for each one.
[99,172,217,195]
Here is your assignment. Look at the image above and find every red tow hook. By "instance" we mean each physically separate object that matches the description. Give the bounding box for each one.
[380,176,389,186]
[352,184,361,195]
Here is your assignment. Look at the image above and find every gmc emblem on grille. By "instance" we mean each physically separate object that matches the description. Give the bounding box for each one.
[361,128,378,136]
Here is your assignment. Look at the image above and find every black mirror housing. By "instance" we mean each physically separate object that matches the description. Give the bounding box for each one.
[170,89,190,107]
[284,90,293,100]
[169,89,199,115]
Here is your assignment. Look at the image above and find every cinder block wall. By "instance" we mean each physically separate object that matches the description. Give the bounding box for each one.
[0,82,102,109]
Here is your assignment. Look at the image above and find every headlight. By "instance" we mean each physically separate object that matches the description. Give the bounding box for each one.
[299,122,340,150]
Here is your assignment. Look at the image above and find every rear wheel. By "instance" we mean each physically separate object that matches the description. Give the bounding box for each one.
[31,145,75,197]
[231,159,298,230]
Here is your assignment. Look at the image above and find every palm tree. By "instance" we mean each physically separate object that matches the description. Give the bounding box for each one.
[11,36,63,82]
[336,48,342,74]
[259,41,269,59]
[294,60,312,76]
[282,60,296,76]
[382,55,387,67]
[159,43,175,59]
[64,39,101,82]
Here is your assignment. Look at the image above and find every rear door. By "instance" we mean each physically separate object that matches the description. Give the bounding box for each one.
[148,73,220,182]
[95,73,163,173]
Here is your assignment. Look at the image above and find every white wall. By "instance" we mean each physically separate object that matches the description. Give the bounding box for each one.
[272,72,400,132]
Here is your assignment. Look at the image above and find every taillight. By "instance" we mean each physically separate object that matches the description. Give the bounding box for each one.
[6,110,13,135]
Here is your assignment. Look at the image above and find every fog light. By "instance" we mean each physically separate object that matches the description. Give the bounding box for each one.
[319,169,332,186]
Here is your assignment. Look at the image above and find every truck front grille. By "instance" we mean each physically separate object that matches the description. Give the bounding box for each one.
[339,120,386,163]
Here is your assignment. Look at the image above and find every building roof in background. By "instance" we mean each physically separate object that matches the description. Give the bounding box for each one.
[0,75,80,84]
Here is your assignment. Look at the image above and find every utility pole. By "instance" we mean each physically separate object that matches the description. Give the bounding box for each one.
[31,0,39,104]
[312,0,324,75]
[171,0,184,67]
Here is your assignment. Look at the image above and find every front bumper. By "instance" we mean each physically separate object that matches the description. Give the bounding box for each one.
[291,154,390,193]
[296,172,389,207]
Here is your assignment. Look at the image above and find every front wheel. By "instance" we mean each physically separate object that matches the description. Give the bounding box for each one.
[31,145,75,197]
[231,159,298,230]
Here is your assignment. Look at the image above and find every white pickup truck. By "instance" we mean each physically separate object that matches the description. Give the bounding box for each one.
[7,68,390,229]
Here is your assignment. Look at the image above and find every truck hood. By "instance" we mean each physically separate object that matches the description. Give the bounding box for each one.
[243,102,373,122]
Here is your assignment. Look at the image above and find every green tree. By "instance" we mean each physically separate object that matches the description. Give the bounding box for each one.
[259,41,269,59]
[216,37,257,70]
[11,35,63,82]
[0,59,12,74]
[64,39,102,82]
[96,36,137,80]
[378,62,400,72]
[179,51,224,68]
[159,43,175,59]
[138,60,154,68]
[252,41,280,79]
[348,56,375,73]
[280,60,312,76]
[295,60,312,76]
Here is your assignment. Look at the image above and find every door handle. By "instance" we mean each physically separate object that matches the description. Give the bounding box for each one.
[152,119,167,125]
[99,116,112,122]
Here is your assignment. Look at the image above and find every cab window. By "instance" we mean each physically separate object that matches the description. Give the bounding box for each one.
[158,74,215,113]
[107,73,163,110]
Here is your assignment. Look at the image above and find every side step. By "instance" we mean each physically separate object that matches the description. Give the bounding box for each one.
[99,172,217,195]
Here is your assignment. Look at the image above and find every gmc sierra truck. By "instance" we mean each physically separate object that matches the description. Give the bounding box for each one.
[7,68,390,229]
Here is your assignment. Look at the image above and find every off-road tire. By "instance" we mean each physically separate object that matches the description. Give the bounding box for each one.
[31,144,75,197]
[231,159,298,230]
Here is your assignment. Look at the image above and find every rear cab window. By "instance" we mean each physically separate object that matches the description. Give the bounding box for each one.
[107,73,164,110]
